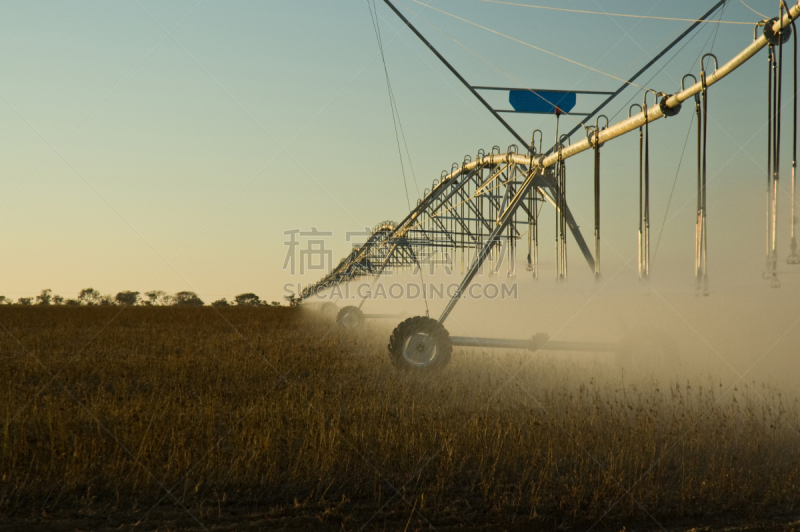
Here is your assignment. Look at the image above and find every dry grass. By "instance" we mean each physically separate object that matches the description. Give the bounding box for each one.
[0,306,799,530]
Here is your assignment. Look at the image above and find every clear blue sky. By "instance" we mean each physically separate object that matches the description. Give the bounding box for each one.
[0,0,788,302]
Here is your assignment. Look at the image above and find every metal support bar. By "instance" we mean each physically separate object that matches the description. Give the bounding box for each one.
[473,86,614,95]
[382,0,530,149]
[451,334,549,350]
[450,334,617,352]
[496,110,592,115]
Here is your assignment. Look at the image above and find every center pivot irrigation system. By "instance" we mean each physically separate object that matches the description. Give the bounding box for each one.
[295,1,800,372]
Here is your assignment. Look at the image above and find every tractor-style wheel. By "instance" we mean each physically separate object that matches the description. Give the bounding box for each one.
[337,306,365,329]
[388,316,452,372]
[320,302,338,318]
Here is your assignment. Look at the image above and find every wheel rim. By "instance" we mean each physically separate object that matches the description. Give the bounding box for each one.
[340,310,360,329]
[402,332,438,367]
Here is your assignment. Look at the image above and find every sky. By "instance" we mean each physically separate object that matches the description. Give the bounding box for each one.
[0,0,793,303]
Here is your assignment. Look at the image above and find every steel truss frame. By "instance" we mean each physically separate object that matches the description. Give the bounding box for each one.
[299,149,594,303]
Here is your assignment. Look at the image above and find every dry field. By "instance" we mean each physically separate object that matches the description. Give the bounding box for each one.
[0,306,799,531]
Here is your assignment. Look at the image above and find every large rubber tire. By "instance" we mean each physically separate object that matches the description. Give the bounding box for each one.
[320,302,338,318]
[388,316,452,372]
[337,306,365,329]
[615,328,680,373]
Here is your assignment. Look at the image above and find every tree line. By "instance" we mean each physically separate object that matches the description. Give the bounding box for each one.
[0,289,281,307]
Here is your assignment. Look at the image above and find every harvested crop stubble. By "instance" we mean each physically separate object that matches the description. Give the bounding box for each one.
[0,306,798,529]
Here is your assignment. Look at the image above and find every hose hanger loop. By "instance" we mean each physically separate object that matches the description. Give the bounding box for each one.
[531,129,543,155]
[463,155,472,164]
[642,90,659,124]
[528,131,542,169]
[593,115,609,147]
[584,125,597,147]
[584,126,604,149]
[682,73,700,106]
[701,53,719,78]
[477,148,486,160]
[628,103,643,119]
[700,55,716,98]
[491,145,501,155]
[507,144,519,154]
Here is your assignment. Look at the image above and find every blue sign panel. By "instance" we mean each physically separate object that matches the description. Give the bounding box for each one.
[509,90,577,114]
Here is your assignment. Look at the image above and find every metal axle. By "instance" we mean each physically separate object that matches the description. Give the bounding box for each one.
[450,334,617,353]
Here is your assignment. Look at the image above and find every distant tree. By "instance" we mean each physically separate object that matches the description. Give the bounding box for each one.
[65,299,81,306]
[36,289,53,305]
[115,291,140,306]
[173,291,204,306]
[211,298,229,307]
[52,295,64,305]
[99,294,115,306]
[0,296,8,305]
[284,295,301,307]
[78,288,101,306]
[235,293,261,306]
[17,297,33,306]
[144,290,171,306]
[270,301,281,306]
